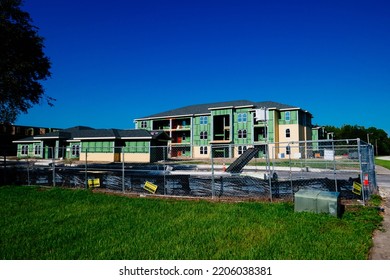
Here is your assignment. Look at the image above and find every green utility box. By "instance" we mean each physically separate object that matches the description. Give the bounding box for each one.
[294,189,340,217]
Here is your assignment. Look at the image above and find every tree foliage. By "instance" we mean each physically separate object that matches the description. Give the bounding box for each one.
[0,0,53,123]
[323,124,390,155]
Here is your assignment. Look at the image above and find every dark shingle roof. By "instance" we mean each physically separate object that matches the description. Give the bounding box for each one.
[14,126,170,142]
[137,100,301,119]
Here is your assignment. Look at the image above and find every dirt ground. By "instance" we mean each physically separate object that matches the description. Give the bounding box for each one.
[369,185,390,260]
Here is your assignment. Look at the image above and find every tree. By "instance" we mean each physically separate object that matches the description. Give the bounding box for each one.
[323,124,390,155]
[0,0,53,123]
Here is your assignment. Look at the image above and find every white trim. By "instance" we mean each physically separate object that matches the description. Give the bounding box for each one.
[13,140,41,143]
[135,114,194,121]
[208,105,234,110]
[73,137,116,140]
[34,136,60,139]
[120,137,152,140]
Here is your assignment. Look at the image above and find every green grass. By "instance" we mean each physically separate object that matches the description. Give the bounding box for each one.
[376,158,390,170]
[0,186,382,260]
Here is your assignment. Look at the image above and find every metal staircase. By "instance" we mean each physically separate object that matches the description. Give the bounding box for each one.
[225,147,259,173]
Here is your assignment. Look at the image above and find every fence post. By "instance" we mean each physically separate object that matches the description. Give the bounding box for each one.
[122,146,125,193]
[266,143,272,202]
[85,148,88,189]
[52,147,56,187]
[211,144,215,199]
[27,157,30,186]
[288,144,293,196]
[332,139,338,192]
[163,146,167,195]
[357,138,366,205]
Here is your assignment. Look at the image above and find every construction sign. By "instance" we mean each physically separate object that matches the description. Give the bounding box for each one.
[144,181,158,194]
[88,178,100,188]
[352,181,362,195]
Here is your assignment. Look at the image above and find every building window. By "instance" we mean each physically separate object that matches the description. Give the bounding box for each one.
[238,113,247,123]
[34,145,41,156]
[140,121,147,128]
[238,129,247,139]
[200,116,208,125]
[200,146,208,155]
[286,129,290,138]
[72,144,80,157]
[21,145,28,156]
[238,146,247,155]
[285,111,291,122]
[200,131,208,140]
[286,146,291,155]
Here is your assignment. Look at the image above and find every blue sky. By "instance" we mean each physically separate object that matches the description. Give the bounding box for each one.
[17,0,390,135]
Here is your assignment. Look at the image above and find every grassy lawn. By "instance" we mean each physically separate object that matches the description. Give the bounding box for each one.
[0,186,382,260]
[376,158,390,170]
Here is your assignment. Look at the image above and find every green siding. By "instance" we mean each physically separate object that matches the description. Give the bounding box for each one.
[193,115,211,146]
[123,141,149,153]
[211,109,233,116]
[81,141,114,153]
[268,111,275,142]
[279,110,298,125]
[233,109,252,144]
[17,143,44,158]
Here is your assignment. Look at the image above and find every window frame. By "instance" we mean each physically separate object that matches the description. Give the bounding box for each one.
[200,146,208,155]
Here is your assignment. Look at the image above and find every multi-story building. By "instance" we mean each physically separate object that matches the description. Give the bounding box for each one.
[1,123,60,156]
[134,100,313,159]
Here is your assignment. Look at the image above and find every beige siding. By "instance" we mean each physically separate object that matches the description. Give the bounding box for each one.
[193,146,210,159]
[79,153,115,162]
[121,153,150,163]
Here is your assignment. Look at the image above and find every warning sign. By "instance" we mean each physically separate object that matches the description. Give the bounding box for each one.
[352,181,362,195]
[144,181,158,194]
[88,178,100,188]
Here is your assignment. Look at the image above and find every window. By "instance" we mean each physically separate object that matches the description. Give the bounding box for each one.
[238,146,247,155]
[34,145,41,156]
[286,129,290,138]
[21,145,28,156]
[238,129,247,139]
[285,111,291,122]
[238,113,247,123]
[140,121,148,128]
[200,146,208,155]
[72,144,80,157]
[286,146,291,155]
[200,116,208,125]
[200,131,208,140]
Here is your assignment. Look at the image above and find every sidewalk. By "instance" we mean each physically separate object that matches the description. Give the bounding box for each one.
[369,162,390,260]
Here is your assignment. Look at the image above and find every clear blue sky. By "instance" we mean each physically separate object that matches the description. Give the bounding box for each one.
[16,0,390,135]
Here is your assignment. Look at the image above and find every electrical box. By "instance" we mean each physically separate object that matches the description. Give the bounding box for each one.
[294,189,340,217]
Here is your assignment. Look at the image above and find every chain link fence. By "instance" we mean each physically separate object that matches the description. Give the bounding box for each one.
[2,139,378,204]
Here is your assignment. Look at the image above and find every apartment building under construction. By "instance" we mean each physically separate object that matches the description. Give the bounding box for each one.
[134,100,313,159]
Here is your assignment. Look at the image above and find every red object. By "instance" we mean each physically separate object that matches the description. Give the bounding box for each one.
[363,174,369,186]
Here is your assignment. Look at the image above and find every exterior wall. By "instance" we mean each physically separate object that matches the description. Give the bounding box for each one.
[16,143,44,158]
[121,153,150,163]
[193,115,211,147]
[134,105,313,160]
[193,145,210,159]
[233,108,252,145]
[79,152,115,162]
[66,142,81,159]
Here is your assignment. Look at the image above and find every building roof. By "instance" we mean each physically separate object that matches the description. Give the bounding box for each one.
[13,126,170,143]
[136,100,305,120]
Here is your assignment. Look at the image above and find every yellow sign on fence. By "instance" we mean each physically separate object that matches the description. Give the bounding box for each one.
[88,178,100,188]
[352,181,362,195]
[144,181,158,194]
